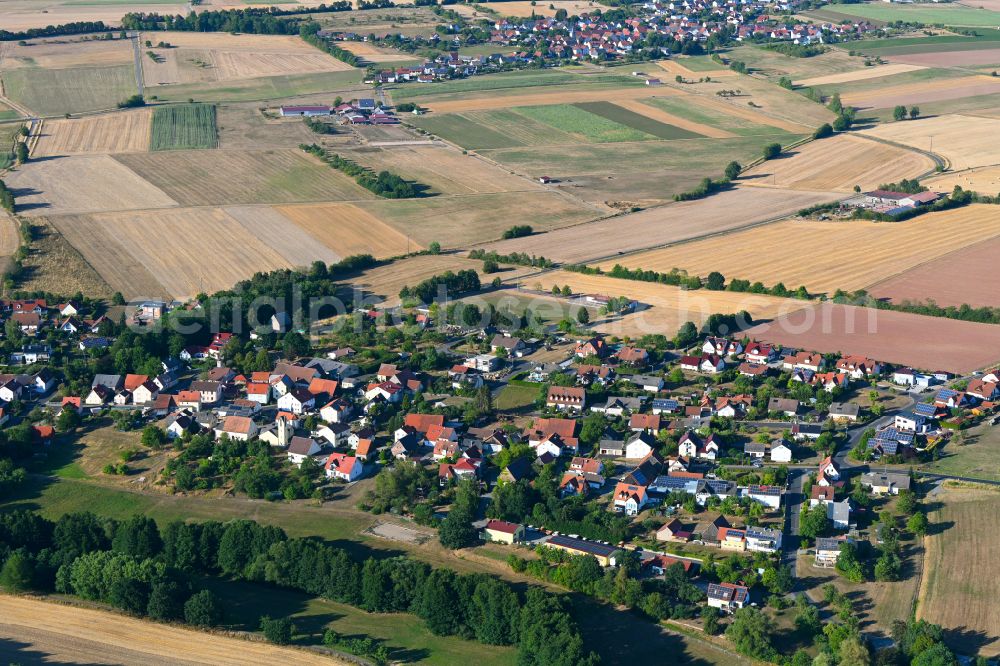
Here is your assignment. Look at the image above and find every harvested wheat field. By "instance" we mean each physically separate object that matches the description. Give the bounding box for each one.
[139,31,354,86]
[349,145,542,195]
[32,110,152,157]
[50,207,291,299]
[5,154,177,216]
[892,48,1000,68]
[841,75,1000,109]
[0,5,186,32]
[423,86,680,114]
[917,486,1000,656]
[525,270,805,338]
[335,41,420,63]
[0,36,133,70]
[349,254,484,305]
[861,114,1000,170]
[869,235,1000,309]
[0,595,345,666]
[741,134,933,192]
[274,202,416,259]
[114,149,371,206]
[925,165,1000,194]
[656,59,732,80]
[483,187,837,264]
[224,205,341,266]
[747,302,1000,373]
[796,63,926,88]
[609,205,1000,295]
[0,212,20,274]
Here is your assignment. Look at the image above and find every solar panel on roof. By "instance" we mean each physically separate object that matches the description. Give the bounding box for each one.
[914,403,936,416]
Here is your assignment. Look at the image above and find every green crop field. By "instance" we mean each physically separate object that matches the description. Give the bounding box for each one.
[517,103,654,143]
[852,29,1000,56]
[817,3,1000,27]
[150,103,219,150]
[392,68,642,101]
[0,110,20,122]
[574,101,704,139]
[410,113,516,149]
[1,65,137,116]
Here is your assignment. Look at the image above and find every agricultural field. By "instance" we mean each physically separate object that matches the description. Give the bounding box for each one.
[639,96,794,136]
[869,235,1000,309]
[609,205,1000,295]
[0,3,186,32]
[4,154,178,216]
[150,103,219,150]
[138,31,354,88]
[0,35,133,70]
[925,164,1000,194]
[484,186,836,263]
[343,144,543,195]
[918,486,1000,657]
[921,422,1000,481]
[345,254,485,306]
[746,302,1000,373]
[411,83,670,114]
[362,191,600,248]
[114,149,372,206]
[274,202,418,259]
[724,44,866,81]
[1,64,138,116]
[148,69,364,105]
[48,207,292,299]
[849,29,1000,57]
[15,219,114,298]
[740,134,934,192]
[215,103,327,150]
[0,122,23,169]
[224,205,341,266]
[31,110,152,157]
[838,72,1000,110]
[514,103,662,143]
[0,212,20,275]
[861,114,1000,170]
[0,595,343,666]
[333,40,420,63]
[655,58,731,80]
[795,63,927,88]
[813,3,1000,27]
[890,47,1000,68]
[521,270,805,338]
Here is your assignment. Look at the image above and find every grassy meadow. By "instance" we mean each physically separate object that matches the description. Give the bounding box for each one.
[2,65,137,116]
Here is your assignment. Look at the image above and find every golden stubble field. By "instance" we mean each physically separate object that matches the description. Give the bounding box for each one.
[796,63,926,87]
[917,486,1000,656]
[0,36,133,70]
[861,113,1000,170]
[842,75,1000,110]
[348,254,486,306]
[32,110,152,157]
[483,186,838,264]
[741,134,934,192]
[607,204,1000,295]
[522,270,805,337]
[274,202,418,258]
[139,31,354,86]
[0,595,346,666]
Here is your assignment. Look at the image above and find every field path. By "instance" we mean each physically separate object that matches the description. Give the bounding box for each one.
[0,595,348,665]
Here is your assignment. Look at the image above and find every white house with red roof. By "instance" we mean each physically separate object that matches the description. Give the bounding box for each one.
[324,453,363,481]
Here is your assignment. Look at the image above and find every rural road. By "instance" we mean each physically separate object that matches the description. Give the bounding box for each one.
[128,32,144,97]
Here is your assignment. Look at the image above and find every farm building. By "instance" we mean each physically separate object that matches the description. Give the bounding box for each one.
[280,105,332,117]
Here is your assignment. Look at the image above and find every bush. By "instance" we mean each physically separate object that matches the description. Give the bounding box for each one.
[762,143,781,160]
[117,94,146,109]
[813,123,833,139]
[260,615,294,644]
[184,589,223,626]
[501,224,533,239]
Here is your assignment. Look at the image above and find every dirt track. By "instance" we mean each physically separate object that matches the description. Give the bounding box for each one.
[0,595,345,665]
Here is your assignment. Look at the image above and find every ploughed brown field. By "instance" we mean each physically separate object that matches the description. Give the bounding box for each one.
[891,48,1000,68]
[482,186,839,264]
[869,235,1000,309]
[0,595,346,666]
[745,302,1000,373]
[841,75,1000,110]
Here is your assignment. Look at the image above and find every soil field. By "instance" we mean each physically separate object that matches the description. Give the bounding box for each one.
[5,154,178,216]
[224,205,341,266]
[482,186,837,263]
[31,110,152,157]
[146,69,364,105]
[861,113,1000,170]
[655,59,732,80]
[869,234,1000,309]
[622,101,734,138]
[274,202,417,258]
[0,36,133,70]
[334,40,420,63]
[574,101,705,140]
[840,74,1000,109]
[1,64,138,116]
[891,47,1000,67]
[609,205,1000,295]
[918,486,1000,657]
[361,191,601,248]
[746,302,1000,373]
[925,164,1000,194]
[796,63,926,87]
[349,253,484,305]
[740,134,934,192]
[521,270,806,338]
[113,149,372,205]
[139,31,354,86]
[49,207,291,299]
[0,595,345,666]
[345,144,542,195]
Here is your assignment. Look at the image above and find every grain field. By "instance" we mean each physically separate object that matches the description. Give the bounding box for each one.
[32,110,152,157]
[275,202,416,258]
[861,113,1000,170]
[796,63,926,87]
[225,205,341,266]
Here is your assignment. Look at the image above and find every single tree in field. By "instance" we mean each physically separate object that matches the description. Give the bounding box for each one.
[576,307,590,325]
[893,105,907,121]
[909,106,920,120]
[724,160,741,180]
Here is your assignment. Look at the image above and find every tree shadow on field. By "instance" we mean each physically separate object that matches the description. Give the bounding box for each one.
[941,626,995,658]
[926,519,953,536]
[0,636,95,666]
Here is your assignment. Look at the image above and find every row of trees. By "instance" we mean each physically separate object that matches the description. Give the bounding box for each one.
[0,510,595,665]
[399,269,481,304]
[300,144,421,198]
[120,5,350,34]
[0,179,14,213]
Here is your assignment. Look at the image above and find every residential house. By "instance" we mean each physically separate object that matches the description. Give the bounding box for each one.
[630,374,664,392]
[651,398,680,415]
[490,335,526,357]
[716,395,752,419]
[287,436,321,466]
[702,337,743,357]
[216,416,258,442]
[316,422,351,448]
[836,355,882,379]
[792,423,823,441]
[967,378,999,401]
[770,440,793,463]
[625,431,657,460]
[629,412,661,434]
[546,535,616,566]
[810,485,835,507]
[860,471,911,495]
[745,527,782,553]
[575,337,608,359]
[32,368,56,394]
[707,583,750,613]
[718,527,746,551]
[767,397,799,417]
[827,498,852,529]
[817,456,840,486]
[613,482,649,516]
[439,458,481,485]
[677,431,719,460]
[546,386,586,412]
[744,342,776,365]
[744,441,766,459]
[615,346,648,366]
[165,413,199,440]
[277,388,316,415]
[656,518,693,543]
[482,520,524,544]
[746,485,782,510]
[324,453,363,482]
[828,402,860,422]
[189,380,222,406]
[598,437,624,457]
[894,411,930,434]
[500,458,533,484]
[320,398,352,424]
[784,351,824,372]
[815,536,851,567]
